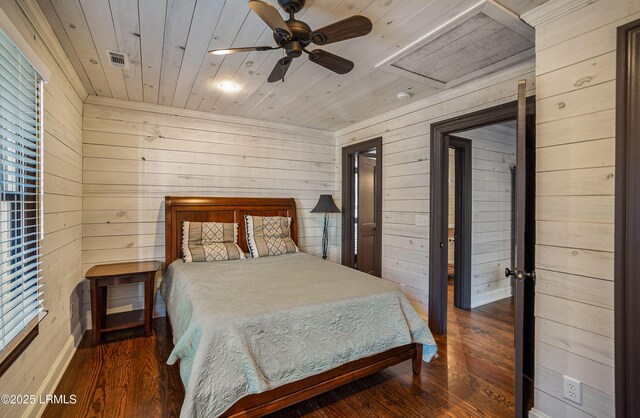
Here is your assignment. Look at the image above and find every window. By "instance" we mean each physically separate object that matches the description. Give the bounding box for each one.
[0,26,44,371]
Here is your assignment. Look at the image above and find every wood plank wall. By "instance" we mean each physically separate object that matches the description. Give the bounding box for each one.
[455,125,516,308]
[81,96,335,327]
[527,0,640,416]
[0,1,87,417]
[334,62,535,316]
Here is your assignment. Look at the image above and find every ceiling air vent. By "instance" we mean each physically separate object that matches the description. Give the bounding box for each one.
[375,0,534,90]
[106,50,129,69]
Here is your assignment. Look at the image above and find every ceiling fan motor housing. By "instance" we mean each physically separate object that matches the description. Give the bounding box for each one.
[285,18,311,40]
[274,18,311,58]
[285,40,303,58]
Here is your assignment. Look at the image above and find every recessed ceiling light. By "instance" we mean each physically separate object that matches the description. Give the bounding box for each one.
[218,80,240,92]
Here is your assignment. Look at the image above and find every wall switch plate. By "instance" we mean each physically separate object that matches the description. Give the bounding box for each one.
[563,375,582,404]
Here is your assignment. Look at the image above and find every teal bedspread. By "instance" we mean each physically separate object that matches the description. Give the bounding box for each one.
[160,252,437,417]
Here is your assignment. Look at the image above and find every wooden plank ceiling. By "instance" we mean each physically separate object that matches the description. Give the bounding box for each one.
[38,0,546,130]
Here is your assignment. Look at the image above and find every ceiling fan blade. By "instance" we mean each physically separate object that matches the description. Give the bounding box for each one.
[308,50,354,74]
[248,0,291,36]
[267,57,293,83]
[208,46,278,55]
[310,15,372,45]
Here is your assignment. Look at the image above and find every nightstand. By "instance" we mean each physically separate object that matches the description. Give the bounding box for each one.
[86,261,161,345]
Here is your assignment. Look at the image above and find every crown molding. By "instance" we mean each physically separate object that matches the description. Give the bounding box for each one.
[14,0,88,99]
[521,0,597,27]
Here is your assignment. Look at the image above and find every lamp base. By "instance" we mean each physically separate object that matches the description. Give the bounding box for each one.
[321,213,328,260]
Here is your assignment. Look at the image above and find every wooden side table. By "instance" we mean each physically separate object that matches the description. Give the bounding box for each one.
[86,261,161,345]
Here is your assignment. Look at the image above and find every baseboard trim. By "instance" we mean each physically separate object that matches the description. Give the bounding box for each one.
[22,321,82,418]
[471,286,512,308]
[528,407,553,418]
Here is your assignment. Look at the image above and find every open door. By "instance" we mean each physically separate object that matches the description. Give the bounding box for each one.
[357,156,378,275]
[616,18,640,417]
[505,80,536,417]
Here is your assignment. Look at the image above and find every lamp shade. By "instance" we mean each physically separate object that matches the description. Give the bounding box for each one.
[310,194,341,213]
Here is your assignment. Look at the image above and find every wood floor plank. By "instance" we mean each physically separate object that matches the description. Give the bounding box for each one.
[43,284,514,417]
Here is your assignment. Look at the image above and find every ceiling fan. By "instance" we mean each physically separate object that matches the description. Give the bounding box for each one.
[208,0,373,83]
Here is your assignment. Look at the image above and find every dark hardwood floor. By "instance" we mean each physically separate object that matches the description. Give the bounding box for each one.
[43,285,514,418]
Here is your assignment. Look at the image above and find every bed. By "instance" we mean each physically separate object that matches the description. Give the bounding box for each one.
[161,196,437,417]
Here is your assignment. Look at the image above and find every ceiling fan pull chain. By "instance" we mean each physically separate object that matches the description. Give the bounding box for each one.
[282,49,285,82]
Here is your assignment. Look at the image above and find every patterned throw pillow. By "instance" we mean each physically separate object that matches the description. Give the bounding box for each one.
[182,221,245,262]
[245,215,299,258]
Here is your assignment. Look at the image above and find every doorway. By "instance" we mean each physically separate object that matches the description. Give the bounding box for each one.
[341,137,382,277]
[429,101,534,334]
[446,124,519,314]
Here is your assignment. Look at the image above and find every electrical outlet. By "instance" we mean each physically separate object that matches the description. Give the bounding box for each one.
[563,375,582,404]
[415,215,428,226]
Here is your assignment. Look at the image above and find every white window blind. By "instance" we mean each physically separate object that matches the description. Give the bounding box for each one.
[0,26,44,357]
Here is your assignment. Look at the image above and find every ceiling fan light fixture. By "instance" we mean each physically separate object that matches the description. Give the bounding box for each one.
[210,49,232,55]
[219,80,240,92]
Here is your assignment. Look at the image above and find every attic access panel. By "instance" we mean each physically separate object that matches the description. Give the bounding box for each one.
[375,0,534,90]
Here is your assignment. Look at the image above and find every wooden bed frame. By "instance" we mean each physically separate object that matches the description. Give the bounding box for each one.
[164,196,423,417]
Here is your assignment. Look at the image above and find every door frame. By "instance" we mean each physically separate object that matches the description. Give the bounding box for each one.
[448,136,472,310]
[428,97,535,335]
[341,137,382,277]
[615,18,640,418]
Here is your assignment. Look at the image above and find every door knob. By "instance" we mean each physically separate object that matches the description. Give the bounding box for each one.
[505,268,536,281]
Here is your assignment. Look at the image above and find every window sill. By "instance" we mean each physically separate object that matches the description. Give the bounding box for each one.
[0,324,38,377]
[0,310,48,377]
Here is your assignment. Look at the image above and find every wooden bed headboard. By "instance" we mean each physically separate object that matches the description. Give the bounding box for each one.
[164,196,298,266]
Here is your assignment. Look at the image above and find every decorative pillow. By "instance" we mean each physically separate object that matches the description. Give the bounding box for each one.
[182,221,245,262]
[245,215,299,258]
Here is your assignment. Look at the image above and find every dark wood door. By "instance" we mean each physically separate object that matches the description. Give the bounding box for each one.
[509,80,536,417]
[615,18,640,417]
[357,156,377,275]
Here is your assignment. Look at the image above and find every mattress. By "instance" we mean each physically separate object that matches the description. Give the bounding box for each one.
[160,252,437,417]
